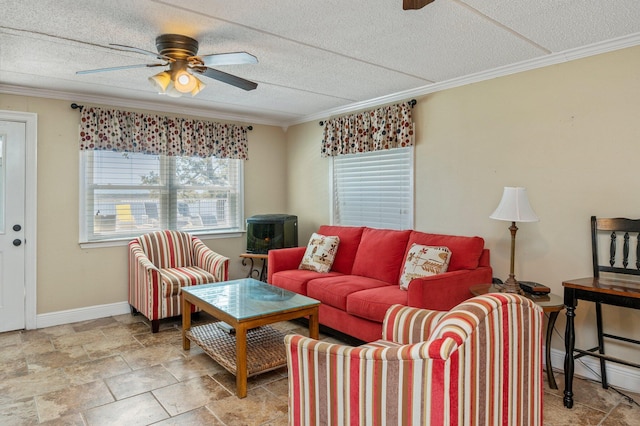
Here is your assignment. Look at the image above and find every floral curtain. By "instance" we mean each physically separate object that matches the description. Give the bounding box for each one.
[79,106,249,159]
[321,101,414,157]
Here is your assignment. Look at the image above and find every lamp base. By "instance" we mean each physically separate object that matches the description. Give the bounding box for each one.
[500,276,524,295]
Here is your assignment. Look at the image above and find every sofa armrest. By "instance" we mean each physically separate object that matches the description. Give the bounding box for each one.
[128,241,162,320]
[406,266,493,311]
[382,304,447,344]
[192,237,229,282]
[286,333,457,425]
[267,246,306,283]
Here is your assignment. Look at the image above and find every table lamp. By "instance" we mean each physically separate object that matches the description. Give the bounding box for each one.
[490,187,539,294]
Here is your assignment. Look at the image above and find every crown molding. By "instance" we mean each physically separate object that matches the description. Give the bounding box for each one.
[292,32,640,126]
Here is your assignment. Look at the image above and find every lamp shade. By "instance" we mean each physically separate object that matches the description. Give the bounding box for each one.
[148,71,171,92]
[490,187,539,222]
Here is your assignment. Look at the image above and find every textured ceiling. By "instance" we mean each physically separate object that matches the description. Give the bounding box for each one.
[1,0,640,126]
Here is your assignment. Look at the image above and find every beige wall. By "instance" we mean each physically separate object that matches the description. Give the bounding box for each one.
[285,45,640,360]
[0,95,288,313]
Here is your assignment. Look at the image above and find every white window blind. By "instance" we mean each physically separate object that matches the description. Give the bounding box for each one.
[331,147,414,229]
[80,150,243,242]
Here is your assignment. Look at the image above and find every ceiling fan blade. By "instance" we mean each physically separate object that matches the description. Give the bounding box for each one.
[109,44,173,61]
[196,67,258,91]
[76,63,165,75]
[198,52,258,67]
[403,0,435,10]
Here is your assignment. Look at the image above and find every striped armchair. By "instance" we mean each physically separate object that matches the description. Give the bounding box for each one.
[128,230,229,333]
[286,293,543,425]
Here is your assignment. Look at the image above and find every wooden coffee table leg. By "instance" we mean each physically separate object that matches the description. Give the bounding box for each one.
[309,307,319,340]
[236,325,248,398]
[182,294,191,350]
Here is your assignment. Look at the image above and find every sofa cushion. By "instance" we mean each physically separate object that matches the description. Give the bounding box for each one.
[307,275,389,311]
[406,231,485,271]
[161,266,215,296]
[399,244,451,290]
[346,286,408,323]
[317,225,364,274]
[271,270,343,295]
[299,233,340,273]
[351,228,412,284]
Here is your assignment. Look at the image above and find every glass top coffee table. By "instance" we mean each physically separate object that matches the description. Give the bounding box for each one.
[181,278,320,398]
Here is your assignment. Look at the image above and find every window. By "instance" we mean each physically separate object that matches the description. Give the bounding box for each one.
[331,147,413,229]
[80,150,243,242]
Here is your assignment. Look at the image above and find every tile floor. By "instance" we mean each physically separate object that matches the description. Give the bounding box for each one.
[0,312,639,425]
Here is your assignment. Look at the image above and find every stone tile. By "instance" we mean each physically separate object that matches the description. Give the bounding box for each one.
[51,329,106,350]
[101,321,150,338]
[133,327,182,347]
[153,375,231,416]
[120,343,186,370]
[0,369,69,400]
[105,364,178,400]
[211,367,287,395]
[0,397,38,425]
[601,398,640,425]
[20,324,77,342]
[83,393,169,426]
[207,387,288,426]
[21,338,56,356]
[71,317,119,332]
[39,413,85,425]
[163,352,225,381]
[0,345,28,381]
[263,376,289,401]
[0,331,22,348]
[152,406,224,425]
[26,345,89,372]
[543,391,607,426]
[35,380,114,423]
[83,335,143,359]
[62,355,132,386]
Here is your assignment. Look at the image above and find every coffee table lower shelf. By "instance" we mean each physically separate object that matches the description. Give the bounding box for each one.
[186,323,287,377]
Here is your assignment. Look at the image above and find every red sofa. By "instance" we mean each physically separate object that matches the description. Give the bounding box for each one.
[268,225,492,342]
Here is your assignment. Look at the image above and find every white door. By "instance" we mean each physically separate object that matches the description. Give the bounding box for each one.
[0,120,26,332]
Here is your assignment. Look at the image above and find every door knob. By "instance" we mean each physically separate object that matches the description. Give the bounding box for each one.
[13,239,22,246]
[13,224,21,232]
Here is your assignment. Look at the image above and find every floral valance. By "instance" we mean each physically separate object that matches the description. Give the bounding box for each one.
[320,101,414,157]
[79,106,249,159]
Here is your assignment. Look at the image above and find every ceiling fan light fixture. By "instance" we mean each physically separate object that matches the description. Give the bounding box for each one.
[190,78,206,96]
[173,68,198,93]
[164,83,183,98]
[148,71,171,92]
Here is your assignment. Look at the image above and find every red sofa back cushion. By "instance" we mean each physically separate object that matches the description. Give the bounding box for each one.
[406,231,485,271]
[351,227,412,284]
[317,225,364,274]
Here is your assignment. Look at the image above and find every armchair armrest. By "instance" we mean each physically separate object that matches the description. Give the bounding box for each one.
[128,240,162,320]
[285,334,457,425]
[267,246,306,283]
[406,266,492,310]
[382,304,447,344]
[192,237,229,282]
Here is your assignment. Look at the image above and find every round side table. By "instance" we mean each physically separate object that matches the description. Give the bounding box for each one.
[470,283,564,390]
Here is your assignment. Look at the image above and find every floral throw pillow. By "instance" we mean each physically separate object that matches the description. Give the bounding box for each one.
[299,233,340,273]
[399,244,451,290]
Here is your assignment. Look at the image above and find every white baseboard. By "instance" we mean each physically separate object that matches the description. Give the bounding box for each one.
[36,301,131,329]
[548,346,640,394]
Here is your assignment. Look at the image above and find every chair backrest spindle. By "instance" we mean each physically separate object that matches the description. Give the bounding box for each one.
[592,216,640,279]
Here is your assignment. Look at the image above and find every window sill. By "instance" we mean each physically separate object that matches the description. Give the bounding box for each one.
[79,231,245,249]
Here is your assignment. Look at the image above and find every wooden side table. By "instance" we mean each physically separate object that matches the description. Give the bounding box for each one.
[470,283,564,390]
[239,253,268,282]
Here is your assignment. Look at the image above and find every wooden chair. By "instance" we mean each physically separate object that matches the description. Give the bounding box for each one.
[588,216,640,386]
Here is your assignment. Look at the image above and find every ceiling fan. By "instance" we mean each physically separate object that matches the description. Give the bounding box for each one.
[77,34,258,97]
